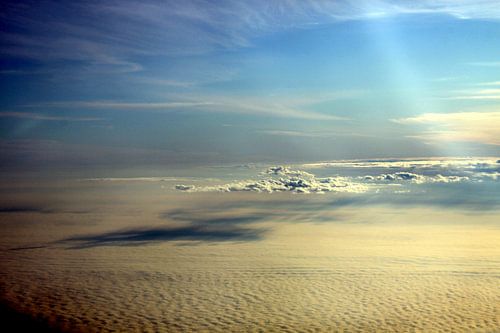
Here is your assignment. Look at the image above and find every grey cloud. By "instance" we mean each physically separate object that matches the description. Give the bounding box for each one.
[175,185,195,191]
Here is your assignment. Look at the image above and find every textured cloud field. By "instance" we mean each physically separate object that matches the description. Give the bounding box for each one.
[0,158,499,332]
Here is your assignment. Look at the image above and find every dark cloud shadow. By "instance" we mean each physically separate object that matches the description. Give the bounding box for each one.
[217,196,365,212]
[0,206,91,215]
[7,245,48,251]
[160,210,271,225]
[60,225,266,249]
[0,206,54,214]
[160,200,355,227]
[41,181,500,251]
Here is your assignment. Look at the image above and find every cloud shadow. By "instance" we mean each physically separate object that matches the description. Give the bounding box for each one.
[60,225,266,249]
[160,210,271,225]
[0,206,54,214]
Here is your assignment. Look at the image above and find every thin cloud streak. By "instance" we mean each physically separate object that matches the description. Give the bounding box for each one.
[475,81,500,86]
[23,91,360,120]
[442,88,500,101]
[393,112,500,146]
[259,130,372,138]
[29,101,216,110]
[0,112,103,122]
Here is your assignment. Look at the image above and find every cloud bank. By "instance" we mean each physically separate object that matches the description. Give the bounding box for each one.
[175,158,499,194]
[302,157,500,170]
[362,172,469,184]
[176,166,368,194]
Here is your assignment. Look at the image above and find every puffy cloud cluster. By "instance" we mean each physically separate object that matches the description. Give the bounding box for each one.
[176,166,368,194]
[264,166,315,178]
[363,172,469,184]
[302,158,500,184]
[430,174,470,183]
[468,172,500,181]
[378,172,424,182]
[175,159,499,195]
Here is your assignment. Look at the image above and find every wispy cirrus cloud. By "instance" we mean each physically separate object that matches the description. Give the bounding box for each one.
[23,100,334,120]
[392,111,500,146]
[259,130,328,138]
[258,130,372,138]
[0,112,103,122]
[2,0,500,72]
[28,101,216,110]
[23,91,359,120]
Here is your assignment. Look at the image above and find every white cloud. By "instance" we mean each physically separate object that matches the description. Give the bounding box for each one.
[362,172,469,184]
[472,172,500,180]
[172,159,499,194]
[392,112,500,146]
[176,166,368,194]
[475,81,500,87]
[445,88,500,100]
[441,85,500,100]
[302,157,499,184]
[265,166,315,178]
[302,157,500,169]
[258,129,372,138]
[259,130,325,138]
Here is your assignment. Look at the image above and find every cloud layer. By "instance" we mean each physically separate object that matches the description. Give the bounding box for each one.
[302,157,500,170]
[362,172,469,184]
[176,166,368,194]
[175,158,499,194]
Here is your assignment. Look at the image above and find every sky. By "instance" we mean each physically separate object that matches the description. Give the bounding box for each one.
[1,0,500,173]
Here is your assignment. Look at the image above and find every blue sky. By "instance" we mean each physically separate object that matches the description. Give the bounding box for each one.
[1,1,500,171]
